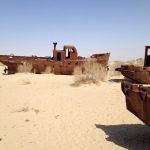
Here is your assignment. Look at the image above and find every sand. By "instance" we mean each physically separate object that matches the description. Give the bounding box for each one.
[0,65,150,150]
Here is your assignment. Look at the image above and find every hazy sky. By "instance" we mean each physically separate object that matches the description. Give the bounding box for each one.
[0,0,150,60]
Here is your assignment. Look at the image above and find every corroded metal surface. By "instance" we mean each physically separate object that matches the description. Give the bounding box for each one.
[116,46,150,84]
[116,65,150,84]
[118,46,150,126]
[122,80,150,126]
[0,43,110,75]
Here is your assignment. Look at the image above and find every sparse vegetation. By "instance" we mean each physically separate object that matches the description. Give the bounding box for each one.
[73,60,108,85]
[14,106,40,114]
[15,106,29,112]
[42,66,52,74]
[32,108,40,114]
[17,62,33,73]
[25,119,30,122]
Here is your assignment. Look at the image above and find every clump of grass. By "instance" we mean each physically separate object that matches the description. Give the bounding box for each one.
[73,60,108,86]
[14,106,40,114]
[17,62,33,73]
[15,106,29,112]
[25,119,30,122]
[32,108,40,114]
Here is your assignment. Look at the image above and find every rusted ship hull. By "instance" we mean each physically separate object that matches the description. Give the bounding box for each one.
[122,80,150,126]
[116,46,150,84]
[116,65,150,84]
[0,54,110,75]
[1,59,53,74]
[0,43,110,75]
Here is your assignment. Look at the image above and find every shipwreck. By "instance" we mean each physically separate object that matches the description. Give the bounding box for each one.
[116,46,150,84]
[0,42,110,75]
[122,80,150,125]
[117,46,150,126]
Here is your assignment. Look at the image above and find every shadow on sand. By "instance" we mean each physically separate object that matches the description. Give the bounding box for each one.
[95,124,150,150]
[70,82,81,87]
[109,78,124,83]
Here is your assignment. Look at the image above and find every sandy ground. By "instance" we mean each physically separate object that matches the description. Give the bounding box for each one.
[0,65,150,150]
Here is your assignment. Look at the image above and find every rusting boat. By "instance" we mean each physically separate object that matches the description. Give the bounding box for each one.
[0,42,110,75]
[116,65,150,84]
[118,46,150,126]
[122,80,150,126]
[116,46,150,84]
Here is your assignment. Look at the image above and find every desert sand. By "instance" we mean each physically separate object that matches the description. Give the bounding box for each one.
[0,64,150,150]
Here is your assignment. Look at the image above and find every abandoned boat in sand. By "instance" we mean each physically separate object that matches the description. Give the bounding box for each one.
[118,46,150,126]
[0,42,110,75]
[122,80,150,126]
[116,46,150,84]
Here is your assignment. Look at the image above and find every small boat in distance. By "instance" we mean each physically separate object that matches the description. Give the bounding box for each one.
[0,42,110,75]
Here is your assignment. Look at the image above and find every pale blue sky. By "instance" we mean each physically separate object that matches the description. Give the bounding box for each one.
[0,0,150,60]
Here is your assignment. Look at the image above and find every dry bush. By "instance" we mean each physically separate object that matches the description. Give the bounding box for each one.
[32,108,40,114]
[73,60,108,85]
[109,61,124,77]
[42,66,52,74]
[17,62,33,73]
